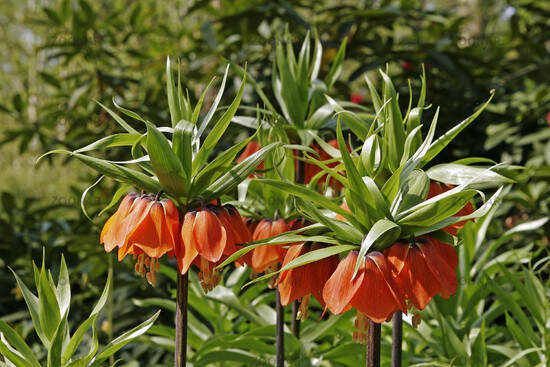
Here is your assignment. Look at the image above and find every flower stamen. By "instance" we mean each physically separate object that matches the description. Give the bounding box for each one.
[353,311,369,344]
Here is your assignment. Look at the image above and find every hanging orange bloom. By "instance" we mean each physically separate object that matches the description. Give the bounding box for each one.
[250,219,289,273]
[384,236,458,310]
[101,193,180,286]
[428,181,475,235]
[322,251,406,323]
[176,203,251,291]
[276,243,339,319]
[100,192,140,253]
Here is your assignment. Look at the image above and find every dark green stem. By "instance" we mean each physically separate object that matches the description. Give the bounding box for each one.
[276,289,284,367]
[367,320,381,367]
[392,311,402,367]
[291,300,300,336]
[175,272,188,367]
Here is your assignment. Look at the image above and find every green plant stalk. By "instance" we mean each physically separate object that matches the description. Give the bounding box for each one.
[392,311,402,367]
[276,289,284,367]
[108,255,115,366]
[175,272,188,367]
[367,320,381,367]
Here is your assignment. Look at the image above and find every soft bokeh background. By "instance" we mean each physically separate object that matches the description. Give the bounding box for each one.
[1,0,549,366]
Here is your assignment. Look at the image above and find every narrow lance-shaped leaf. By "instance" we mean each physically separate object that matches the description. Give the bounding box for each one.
[325,37,347,89]
[74,133,142,153]
[217,233,342,269]
[0,335,31,367]
[190,132,257,197]
[380,70,405,171]
[38,257,61,342]
[47,315,67,367]
[201,142,280,201]
[146,122,187,197]
[406,66,426,151]
[196,65,230,139]
[419,92,495,167]
[337,118,381,226]
[91,311,160,366]
[193,69,246,175]
[353,219,401,278]
[172,120,194,181]
[426,164,514,189]
[166,57,182,127]
[0,319,41,367]
[96,101,139,134]
[9,269,49,347]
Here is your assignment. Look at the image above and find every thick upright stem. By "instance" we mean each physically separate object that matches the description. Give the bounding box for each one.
[276,289,284,367]
[392,311,403,367]
[291,300,300,336]
[367,320,381,367]
[175,272,188,367]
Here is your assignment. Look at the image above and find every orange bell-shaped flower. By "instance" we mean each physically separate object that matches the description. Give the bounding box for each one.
[322,251,406,323]
[428,181,475,236]
[250,219,289,274]
[384,236,458,310]
[101,193,180,286]
[100,192,140,253]
[176,203,251,291]
[276,243,339,319]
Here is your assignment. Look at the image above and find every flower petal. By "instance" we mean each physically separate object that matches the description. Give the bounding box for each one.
[177,212,199,274]
[323,251,364,315]
[350,252,405,323]
[193,209,227,262]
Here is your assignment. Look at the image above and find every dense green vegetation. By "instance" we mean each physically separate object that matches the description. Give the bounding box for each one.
[1,0,549,366]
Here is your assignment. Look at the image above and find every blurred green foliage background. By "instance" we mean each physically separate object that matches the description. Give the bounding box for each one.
[1,0,549,366]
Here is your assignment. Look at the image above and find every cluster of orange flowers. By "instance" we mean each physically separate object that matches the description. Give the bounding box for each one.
[100,193,250,290]
[272,182,473,325]
[100,146,472,327]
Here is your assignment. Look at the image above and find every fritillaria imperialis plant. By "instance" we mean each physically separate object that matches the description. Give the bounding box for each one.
[40,59,289,366]
[219,66,512,366]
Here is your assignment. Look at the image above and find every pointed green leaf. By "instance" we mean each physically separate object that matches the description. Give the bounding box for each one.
[56,255,70,318]
[193,70,246,175]
[62,314,98,364]
[201,142,278,201]
[74,133,141,153]
[326,37,347,89]
[420,92,495,167]
[96,102,139,134]
[146,122,187,197]
[0,319,41,367]
[427,164,514,189]
[172,120,194,180]
[38,259,61,342]
[166,57,182,127]
[92,311,160,365]
[243,245,356,287]
[9,269,48,347]
[353,219,401,277]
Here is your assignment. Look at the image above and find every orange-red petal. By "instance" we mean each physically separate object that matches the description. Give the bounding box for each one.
[350,252,405,323]
[177,212,199,274]
[322,251,364,315]
[193,209,227,262]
